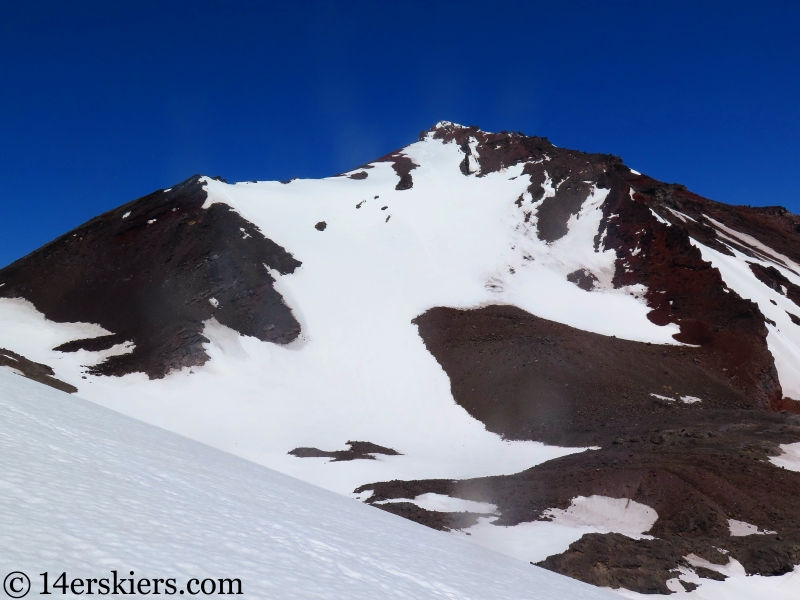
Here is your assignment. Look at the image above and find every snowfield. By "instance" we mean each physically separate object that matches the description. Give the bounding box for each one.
[0,368,617,600]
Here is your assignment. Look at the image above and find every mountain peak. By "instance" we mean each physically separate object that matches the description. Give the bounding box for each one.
[3,123,800,597]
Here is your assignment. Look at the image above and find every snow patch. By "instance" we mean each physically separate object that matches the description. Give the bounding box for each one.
[651,393,702,404]
[464,137,481,175]
[706,216,800,271]
[615,555,800,599]
[666,207,697,224]
[771,442,800,472]
[0,298,131,385]
[650,208,671,226]
[122,211,131,219]
[378,494,497,515]
[728,519,776,536]
[543,495,657,538]
[451,496,656,565]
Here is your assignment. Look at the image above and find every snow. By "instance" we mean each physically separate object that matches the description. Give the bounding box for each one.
[650,393,702,404]
[706,216,800,272]
[377,493,497,515]
[728,519,776,536]
[463,136,481,174]
[770,441,800,472]
[650,207,671,226]
[0,298,134,374]
[614,555,800,600]
[666,207,697,224]
[208,297,219,308]
[450,496,657,565]
[543,496,657,536]
[122,211,131,218]
[0,369,617,600]
[688,228,800,399]
[0,294,588,498]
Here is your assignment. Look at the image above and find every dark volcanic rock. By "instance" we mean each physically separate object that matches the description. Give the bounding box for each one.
[396,303,800,591]
[0,175,302,379]
[381,129,800,590]
[413,305,772,446]
[0,348,77,393]
[596,171,784,411]
[289,440,401,462]
[53,333,128,354]
[426,122,799,412]
[566,268,599,291]
[537,534,690,595]
[749,262,800,307]
[369,151,418,190]
[358,410,800,593]
[374,502,488,532]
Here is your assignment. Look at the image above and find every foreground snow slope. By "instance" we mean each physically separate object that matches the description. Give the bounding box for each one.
[0,370,616,600]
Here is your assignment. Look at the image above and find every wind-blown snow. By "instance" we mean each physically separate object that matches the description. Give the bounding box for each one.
[0,369,616,600]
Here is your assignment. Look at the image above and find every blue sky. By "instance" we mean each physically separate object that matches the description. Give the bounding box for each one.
[1,1,798,267]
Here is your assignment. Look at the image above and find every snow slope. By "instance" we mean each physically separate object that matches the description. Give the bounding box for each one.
[0,368,617,600]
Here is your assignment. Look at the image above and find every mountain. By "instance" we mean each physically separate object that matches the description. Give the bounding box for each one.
[0,368,619,600]
[2,121,800,596]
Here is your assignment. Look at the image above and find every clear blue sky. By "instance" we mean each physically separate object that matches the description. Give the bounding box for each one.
[1,1,798,267]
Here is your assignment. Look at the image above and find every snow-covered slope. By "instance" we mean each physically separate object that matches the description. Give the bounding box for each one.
[2,121,800,596]
[0,368,616,599]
